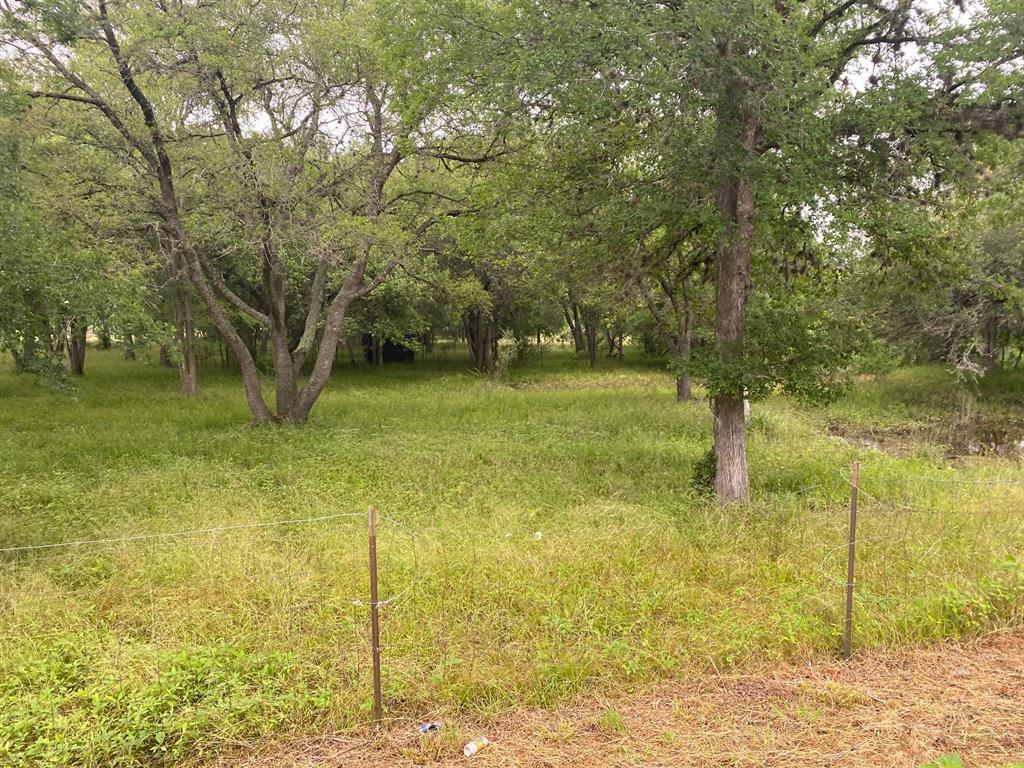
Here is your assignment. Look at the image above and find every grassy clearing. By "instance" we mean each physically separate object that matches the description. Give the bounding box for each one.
[1,350,1022,766]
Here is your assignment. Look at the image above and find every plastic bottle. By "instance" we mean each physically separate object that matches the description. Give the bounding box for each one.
[463,736,490,757]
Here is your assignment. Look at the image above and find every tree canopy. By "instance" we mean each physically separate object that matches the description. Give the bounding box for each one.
[1,0,1021,501]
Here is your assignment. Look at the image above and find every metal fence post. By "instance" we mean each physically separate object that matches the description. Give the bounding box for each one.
[843,461,860,661]
[368,506,383,727]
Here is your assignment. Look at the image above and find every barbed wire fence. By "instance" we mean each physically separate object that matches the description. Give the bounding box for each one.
[1,465,1023,730]
[820,465,1024,660]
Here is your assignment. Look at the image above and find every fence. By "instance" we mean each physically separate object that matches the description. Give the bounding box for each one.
[822,464,1024,662]
[2,464,1023,729]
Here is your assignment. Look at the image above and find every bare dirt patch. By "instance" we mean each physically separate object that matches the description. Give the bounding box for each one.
[218,630,1024,768]
[828,419,1024,459]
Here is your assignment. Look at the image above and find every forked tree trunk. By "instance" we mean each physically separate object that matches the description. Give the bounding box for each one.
[564,296,585,354]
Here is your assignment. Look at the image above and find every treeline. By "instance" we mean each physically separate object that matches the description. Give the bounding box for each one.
[1,0,1021,502]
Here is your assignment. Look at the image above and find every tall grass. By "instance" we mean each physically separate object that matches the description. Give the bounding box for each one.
[0,350,1021,766]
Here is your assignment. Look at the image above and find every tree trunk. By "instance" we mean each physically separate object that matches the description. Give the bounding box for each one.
[676,296,693,402]
[711,91,758,505]
[583,319,598,369]
[288,244,372,424]
[98,321,112,350]
[54,321,67,355]
[68,319,87,376]
[159,344,173,368]
[123,333,136,361]
[464,307,498,373]
[174,265,199,397]
[984,310,999,373]
[676,375,691,402]
[564,296,585,354]
[175,234,276,424]
[17,333,37,369]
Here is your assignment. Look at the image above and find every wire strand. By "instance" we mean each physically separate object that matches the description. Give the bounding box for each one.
[0,511,367,554]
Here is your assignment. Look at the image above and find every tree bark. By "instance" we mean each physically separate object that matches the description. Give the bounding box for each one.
[158,344,173,367]
[98,322,112,350]
[564,296,585,354]
[711,89,758,505]
[676,375,691,401]
[984,310,999,373]
[583,318,598,369]
[67,319,87,375]
[173,256,199,397]
[676,294,693,401]
[123,333,136,360]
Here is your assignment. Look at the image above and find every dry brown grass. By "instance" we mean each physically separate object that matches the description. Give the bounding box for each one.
[213,629,1024,768]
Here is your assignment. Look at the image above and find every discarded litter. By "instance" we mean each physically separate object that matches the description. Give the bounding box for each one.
[533,531,543,540]
[417,721,443,734]
[463,735,490,757]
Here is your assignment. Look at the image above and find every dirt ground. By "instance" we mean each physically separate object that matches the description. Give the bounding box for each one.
[219,630,1024,768]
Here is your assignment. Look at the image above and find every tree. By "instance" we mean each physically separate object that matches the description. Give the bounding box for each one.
[489,0,1023,503]
[3,0,500,422]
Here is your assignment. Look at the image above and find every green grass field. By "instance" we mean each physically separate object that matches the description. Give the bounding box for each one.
[1,349,1023,767]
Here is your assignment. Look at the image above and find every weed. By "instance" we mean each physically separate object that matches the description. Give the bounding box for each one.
[595,707,626,737]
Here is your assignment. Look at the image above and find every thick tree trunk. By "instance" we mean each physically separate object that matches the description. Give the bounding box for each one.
[464,307,498,372]
[711,96,758,505]
[676,375,691,402]
[67,319,87,376]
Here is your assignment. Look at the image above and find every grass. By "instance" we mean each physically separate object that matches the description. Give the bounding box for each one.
[1,348,1022,767]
